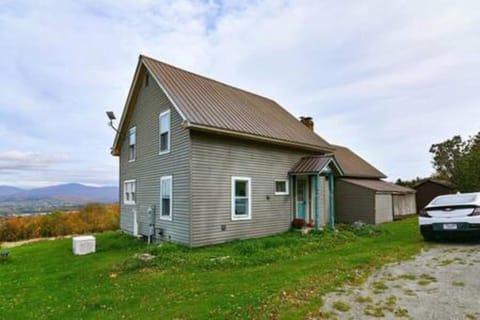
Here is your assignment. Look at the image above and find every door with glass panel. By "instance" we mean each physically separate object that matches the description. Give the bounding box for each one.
[296,177,307,219]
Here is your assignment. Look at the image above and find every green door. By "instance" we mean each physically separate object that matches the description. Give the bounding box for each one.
[296,178,307,219]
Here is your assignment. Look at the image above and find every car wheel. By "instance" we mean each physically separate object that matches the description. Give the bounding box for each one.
[422,233,434,241]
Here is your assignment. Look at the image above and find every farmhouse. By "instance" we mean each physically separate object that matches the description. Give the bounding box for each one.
[110,55,415,247]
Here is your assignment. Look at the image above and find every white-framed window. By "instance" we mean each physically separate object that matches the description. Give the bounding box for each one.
[160,175,173,221]
[128,127,136,161]
[231,176,252,220]
[274,179,289,195]
[124,180,136,205]
[159,110,171,154]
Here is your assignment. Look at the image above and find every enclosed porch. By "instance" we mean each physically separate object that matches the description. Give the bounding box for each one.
[289,155,343,230]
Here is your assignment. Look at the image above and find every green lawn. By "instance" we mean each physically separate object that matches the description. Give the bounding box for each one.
[0,218,423,319]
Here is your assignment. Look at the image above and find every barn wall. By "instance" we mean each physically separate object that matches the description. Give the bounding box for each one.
[393,194,416,217]
[375,193,393,224]
[415,182,455,211]
[335,180,375,224]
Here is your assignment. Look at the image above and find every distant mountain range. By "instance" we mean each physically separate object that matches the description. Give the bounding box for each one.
[0,183,119,216]
[0,186,24,197]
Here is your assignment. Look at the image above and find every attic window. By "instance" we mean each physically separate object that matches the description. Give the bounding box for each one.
[145,73,149,87]
[128,127,136,161]
[159,110,171,154]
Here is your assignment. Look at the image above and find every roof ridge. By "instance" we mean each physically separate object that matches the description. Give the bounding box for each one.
[140,54,278,105]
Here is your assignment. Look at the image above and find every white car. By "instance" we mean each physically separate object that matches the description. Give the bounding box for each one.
[419,192,480,240]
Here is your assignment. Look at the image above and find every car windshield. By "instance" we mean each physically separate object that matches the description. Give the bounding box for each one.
[431,194,477,206]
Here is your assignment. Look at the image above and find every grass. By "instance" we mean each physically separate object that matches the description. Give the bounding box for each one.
[0,218,423,319]
[364,304,385,317]
[332,300,350,312]
[372,281,389,291]
[355,295,373,303]
[394,307,409,317]
[417,273,437,286]
[397,273,417,280]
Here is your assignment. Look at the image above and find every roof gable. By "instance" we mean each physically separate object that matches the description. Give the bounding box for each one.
[289,155,343,175]
[332,145,386,179]
[112,55,333,155]
[413,178,456,189]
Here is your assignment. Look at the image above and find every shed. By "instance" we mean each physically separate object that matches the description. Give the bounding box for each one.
[335,178,416,224]
[413,179,456,211]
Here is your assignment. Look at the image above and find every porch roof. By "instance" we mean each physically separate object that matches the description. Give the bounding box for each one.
[289,155,343,175]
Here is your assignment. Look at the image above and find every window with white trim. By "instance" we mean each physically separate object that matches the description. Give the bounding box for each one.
[159,110,171,154]
[275,180,289,195]
[160,176,172,220]
[124,180,136,205]
[128,127,136,161]
[231,177,251,220]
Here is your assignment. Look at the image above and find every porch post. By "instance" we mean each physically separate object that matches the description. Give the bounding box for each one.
[328,172,335,228]
[314,174,319,231]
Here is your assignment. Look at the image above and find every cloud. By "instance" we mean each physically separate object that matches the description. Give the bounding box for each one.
[1,0,480,187]
[0,151,67,172]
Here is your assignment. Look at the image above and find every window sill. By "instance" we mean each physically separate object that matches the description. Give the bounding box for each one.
[128,159,136,163]
[124,202,136,205]
[231,215,252,221]
[159,150,170,155]
[160,216,172,221]
[274,192,289,196]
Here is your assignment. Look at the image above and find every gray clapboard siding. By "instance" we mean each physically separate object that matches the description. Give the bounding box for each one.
[119,71,191,245]
[335,180,375,224]
[190,131,309,247]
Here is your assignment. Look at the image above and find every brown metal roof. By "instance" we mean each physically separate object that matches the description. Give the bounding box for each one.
[341,178,415,193]
[331,145,386,179]
[289,155,343,175]
[413,178,456,189]
[139,55,333,152]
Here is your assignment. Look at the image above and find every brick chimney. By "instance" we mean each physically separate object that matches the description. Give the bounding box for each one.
[300,116,314,131]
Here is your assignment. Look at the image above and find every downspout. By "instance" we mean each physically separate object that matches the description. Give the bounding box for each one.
[314,174,319,231]
[328,172,335,228]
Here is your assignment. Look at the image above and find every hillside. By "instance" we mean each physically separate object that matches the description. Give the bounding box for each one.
[0,183,118,216]
[0,219,422,319]
[0,186,24,197]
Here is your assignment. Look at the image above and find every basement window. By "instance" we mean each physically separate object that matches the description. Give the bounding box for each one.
[231,177,252,220]
[275,180,289,195]
[128,127,136,161]
[160,176,173,221]
[124,180,136,205]
[159,110,171,154]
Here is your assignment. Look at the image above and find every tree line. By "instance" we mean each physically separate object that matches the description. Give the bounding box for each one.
[396,131,480,192]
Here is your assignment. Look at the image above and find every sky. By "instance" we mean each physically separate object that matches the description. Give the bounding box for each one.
[1,0,480,188]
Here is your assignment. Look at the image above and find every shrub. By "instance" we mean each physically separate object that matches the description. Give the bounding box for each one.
[291,218,306,229]
[337,221,381,237]
[0,204,119,242]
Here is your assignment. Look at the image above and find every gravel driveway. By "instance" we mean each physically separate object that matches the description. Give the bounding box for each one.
[318,243,480,320]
